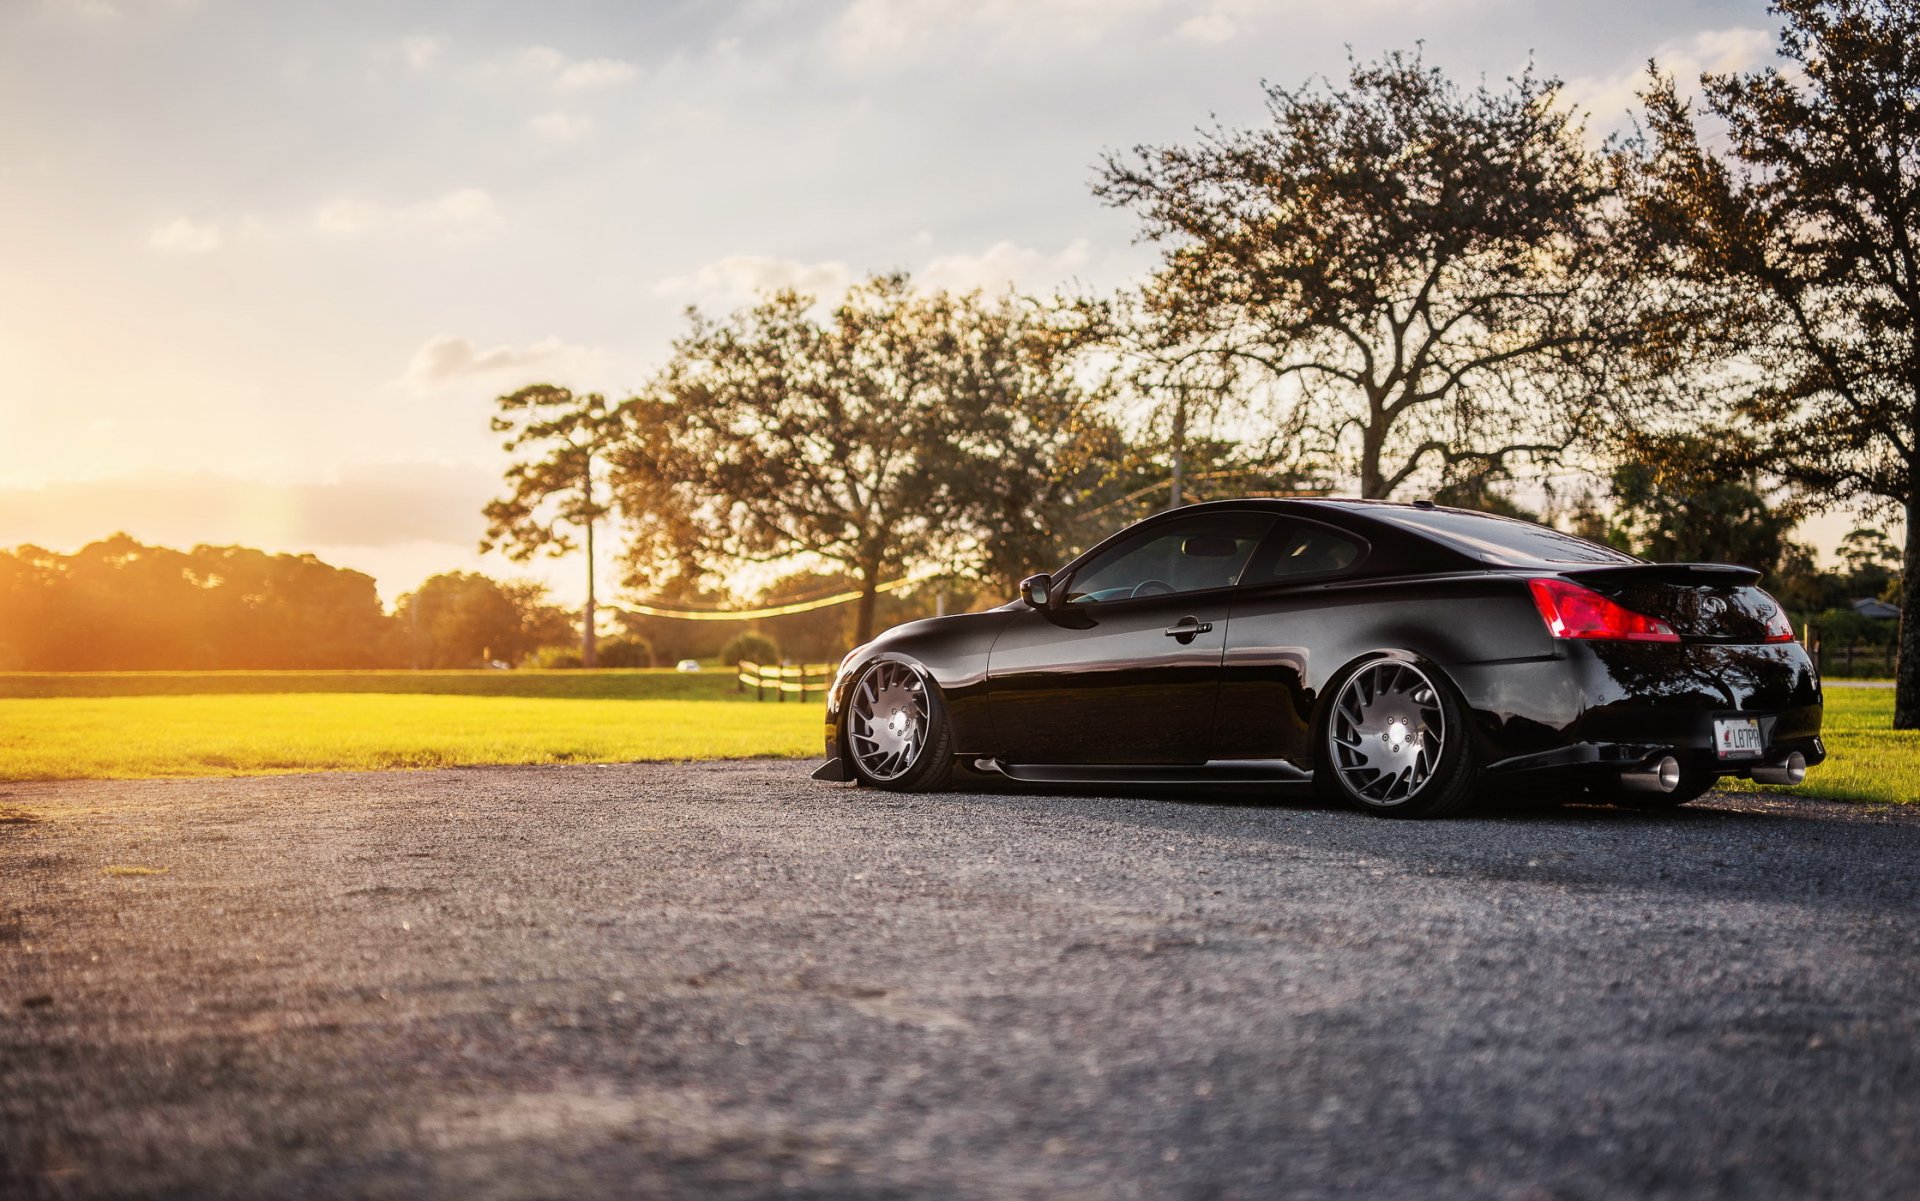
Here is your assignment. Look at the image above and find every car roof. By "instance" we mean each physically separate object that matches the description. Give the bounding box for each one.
[1159,497,1642,569]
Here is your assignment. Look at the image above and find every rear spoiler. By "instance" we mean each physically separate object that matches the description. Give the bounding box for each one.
[1562,562,1763,588]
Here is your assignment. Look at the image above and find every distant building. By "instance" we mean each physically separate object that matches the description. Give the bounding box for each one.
[1850,597,1900,620]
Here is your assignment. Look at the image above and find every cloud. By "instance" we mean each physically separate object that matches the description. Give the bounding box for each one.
[555,58,638,90]
[401,334,584,391]
[652,254,854,304]
[144,191,499,251]
[147,215,222,254]
[515,45,569,73]
[529,111,593,141]
[918,239,1092,293]
[653,239,1097,305]
[400,34,446,71]
[313,187,502,239]
[44,0,201,21]
[1563,27,1776,129]
[828,0,1166,63]
[1175,12,1238,43]
[47,0,119,21]
[514,45,638,90]
[420,188,500,231]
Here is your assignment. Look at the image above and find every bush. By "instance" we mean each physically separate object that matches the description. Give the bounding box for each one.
[596,635,655,668]
[719,631,780,666]
[525,645,583,669]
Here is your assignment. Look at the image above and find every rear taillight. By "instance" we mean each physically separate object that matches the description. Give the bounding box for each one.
[1528,578,1680,643]
[1760,593,1795,643]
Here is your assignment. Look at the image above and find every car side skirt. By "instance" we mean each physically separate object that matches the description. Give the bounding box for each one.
[968,758,1311,786]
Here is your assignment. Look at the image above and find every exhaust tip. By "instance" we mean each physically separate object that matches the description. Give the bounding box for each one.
[1750,751,1807,786]
[1621,755,1681,794]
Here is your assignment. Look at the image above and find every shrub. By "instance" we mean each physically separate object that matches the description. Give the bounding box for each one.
[596,635,656,668]
[719,631,780,666]
[525,645,583,669]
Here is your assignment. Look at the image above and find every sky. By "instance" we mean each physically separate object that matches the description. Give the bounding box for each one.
[0,0,1826,606]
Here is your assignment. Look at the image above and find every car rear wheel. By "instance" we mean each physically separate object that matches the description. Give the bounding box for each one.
[1318,657,1478,818]
[845,660,953,792]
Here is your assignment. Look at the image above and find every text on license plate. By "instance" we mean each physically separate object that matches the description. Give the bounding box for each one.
[1714,718,1764,760]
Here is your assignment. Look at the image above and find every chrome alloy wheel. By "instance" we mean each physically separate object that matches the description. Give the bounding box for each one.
[849,661,930,782]
[1329,660,1446,806]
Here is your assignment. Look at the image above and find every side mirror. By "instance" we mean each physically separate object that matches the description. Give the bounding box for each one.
[1019,573,1052,609]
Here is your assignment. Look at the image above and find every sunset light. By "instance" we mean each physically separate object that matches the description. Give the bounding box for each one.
[5,2,1919,1198]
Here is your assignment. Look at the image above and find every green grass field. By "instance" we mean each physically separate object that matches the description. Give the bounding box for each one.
[0,668,754,701]
[1745,686,1917,805]
[0,670,823,782]
[0,671,1910,803]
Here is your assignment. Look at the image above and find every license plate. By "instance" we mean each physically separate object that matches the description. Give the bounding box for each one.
[1714,718,1764,760]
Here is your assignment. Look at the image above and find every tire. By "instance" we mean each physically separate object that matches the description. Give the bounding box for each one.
[1316,655,1478,818]
[842,660,954,792]
[1594,772,1717,810]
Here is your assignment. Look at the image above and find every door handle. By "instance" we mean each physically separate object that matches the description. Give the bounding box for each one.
[1163,617,1213,641]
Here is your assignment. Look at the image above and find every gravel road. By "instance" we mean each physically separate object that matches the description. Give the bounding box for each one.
[3,762,1919,1200]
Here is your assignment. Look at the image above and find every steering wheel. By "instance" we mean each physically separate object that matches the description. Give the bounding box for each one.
[1130,579,1176,598]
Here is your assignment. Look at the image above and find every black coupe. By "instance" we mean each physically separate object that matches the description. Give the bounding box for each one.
[812,499,1823,817]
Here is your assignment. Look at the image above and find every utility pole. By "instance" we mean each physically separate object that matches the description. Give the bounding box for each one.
[1168,383,1188,511]
[581,449,597,669]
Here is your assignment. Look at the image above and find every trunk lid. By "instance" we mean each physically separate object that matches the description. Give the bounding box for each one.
[1562,564,1785,643]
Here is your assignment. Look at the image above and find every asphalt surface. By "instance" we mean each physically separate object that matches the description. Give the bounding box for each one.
[3,762,1918,1201]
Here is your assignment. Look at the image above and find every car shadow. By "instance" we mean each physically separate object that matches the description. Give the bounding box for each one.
[915,770,1920,911]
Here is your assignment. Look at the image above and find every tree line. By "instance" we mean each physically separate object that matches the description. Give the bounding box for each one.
[488,1,1920,722]
[0,533,967,671]
[0,514,1894,674]
[0,537,576,671]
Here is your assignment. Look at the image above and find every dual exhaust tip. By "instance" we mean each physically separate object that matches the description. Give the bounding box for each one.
[1750,751,1808,786]
[1619,756,1683,794]
[1619,751,1807,793]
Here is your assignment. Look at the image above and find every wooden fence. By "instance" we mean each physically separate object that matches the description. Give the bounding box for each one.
[737,660,835,701]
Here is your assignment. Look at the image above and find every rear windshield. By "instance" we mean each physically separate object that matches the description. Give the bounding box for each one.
[1371,508,1641,567]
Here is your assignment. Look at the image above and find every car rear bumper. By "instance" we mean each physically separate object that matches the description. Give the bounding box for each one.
[1482,732,1826,779]
[1450,640,1823,779]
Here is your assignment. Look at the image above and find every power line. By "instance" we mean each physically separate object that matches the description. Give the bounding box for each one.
[614,571,936,621]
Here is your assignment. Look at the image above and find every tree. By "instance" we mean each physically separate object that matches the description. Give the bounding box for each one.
[1631,0,1920,723]
[1095,50,1626,499]
[1607,433,1805,578]
[753,571,861,662]
[609,274,1113,643]
[0,536,394,670]
[937,304,1135,596]
[483,386,615,667]
[1773,542,1851,614]
[1838,527,1902,599]
[394,572,572,669]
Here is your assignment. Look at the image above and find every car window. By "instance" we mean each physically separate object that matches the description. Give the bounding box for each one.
[1369,507,1639,566]
[1064,512,1275,604]
[1251,523,1364,581]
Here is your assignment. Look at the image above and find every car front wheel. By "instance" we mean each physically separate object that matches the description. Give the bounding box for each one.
[1318,656,1478,818]
[844,660,953,792]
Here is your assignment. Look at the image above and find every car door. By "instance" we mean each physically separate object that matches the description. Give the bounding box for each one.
[1211,518,1371,765]
[986,510,1276,765]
